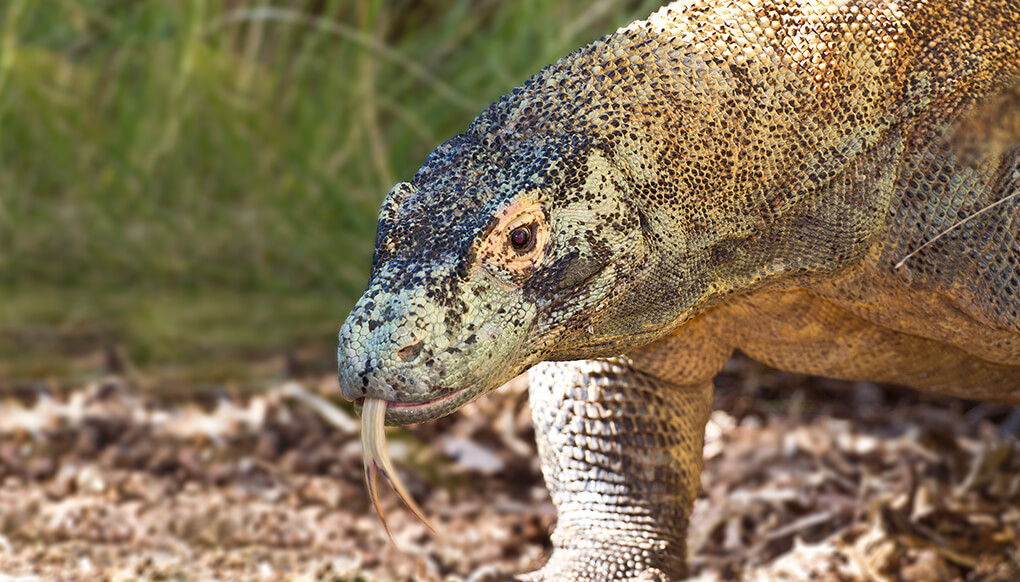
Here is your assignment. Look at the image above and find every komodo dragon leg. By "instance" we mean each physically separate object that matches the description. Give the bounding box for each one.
[521,359,712,582]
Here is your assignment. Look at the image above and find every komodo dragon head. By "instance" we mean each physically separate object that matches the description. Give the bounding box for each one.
[338,120,654,426]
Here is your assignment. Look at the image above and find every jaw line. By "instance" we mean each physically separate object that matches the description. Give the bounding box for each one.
[376,383,480,425]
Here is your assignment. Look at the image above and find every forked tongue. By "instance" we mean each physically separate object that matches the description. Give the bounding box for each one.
[361,397,438,543]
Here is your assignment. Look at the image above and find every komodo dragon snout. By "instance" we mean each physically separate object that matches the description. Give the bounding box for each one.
[339,132,653,425]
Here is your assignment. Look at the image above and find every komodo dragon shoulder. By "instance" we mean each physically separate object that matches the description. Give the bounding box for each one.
[339,1,1020,579]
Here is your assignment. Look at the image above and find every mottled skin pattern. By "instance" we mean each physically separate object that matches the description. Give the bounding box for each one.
[338,1,1020,579]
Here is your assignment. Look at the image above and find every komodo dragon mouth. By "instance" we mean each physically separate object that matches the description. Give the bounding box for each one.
[357,385,475,425]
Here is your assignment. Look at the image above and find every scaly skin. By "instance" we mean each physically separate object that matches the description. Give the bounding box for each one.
[339,1,1020,579]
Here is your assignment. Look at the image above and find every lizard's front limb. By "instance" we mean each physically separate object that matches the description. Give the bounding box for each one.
[521,358,713,581]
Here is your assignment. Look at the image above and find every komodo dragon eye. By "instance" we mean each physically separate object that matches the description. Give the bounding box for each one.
[477,200,549,275]
[509,225,535,252]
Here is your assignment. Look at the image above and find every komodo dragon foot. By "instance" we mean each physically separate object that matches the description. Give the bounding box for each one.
[478,359,712,581]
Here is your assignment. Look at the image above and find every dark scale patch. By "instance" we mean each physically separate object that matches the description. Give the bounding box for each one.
[540,251,605,293]
[368,135,590,297]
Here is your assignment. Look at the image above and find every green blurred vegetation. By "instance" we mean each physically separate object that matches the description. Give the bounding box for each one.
[0,0,663,383]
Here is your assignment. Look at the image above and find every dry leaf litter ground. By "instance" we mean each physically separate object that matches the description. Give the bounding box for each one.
[0,355,1018,581]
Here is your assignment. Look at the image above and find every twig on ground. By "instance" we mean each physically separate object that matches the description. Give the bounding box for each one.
[280,381,359,434]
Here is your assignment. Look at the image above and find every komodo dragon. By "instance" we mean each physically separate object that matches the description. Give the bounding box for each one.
[338,0,1020,579]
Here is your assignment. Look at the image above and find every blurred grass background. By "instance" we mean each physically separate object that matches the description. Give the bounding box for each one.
[0,0,663,387]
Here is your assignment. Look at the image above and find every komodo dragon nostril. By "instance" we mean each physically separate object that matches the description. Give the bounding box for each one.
[396,340,423,362]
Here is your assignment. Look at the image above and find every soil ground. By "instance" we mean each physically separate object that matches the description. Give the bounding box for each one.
[1,356,1018,581]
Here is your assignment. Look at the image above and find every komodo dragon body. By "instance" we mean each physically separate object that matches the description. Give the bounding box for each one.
[338,0,1020,579]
